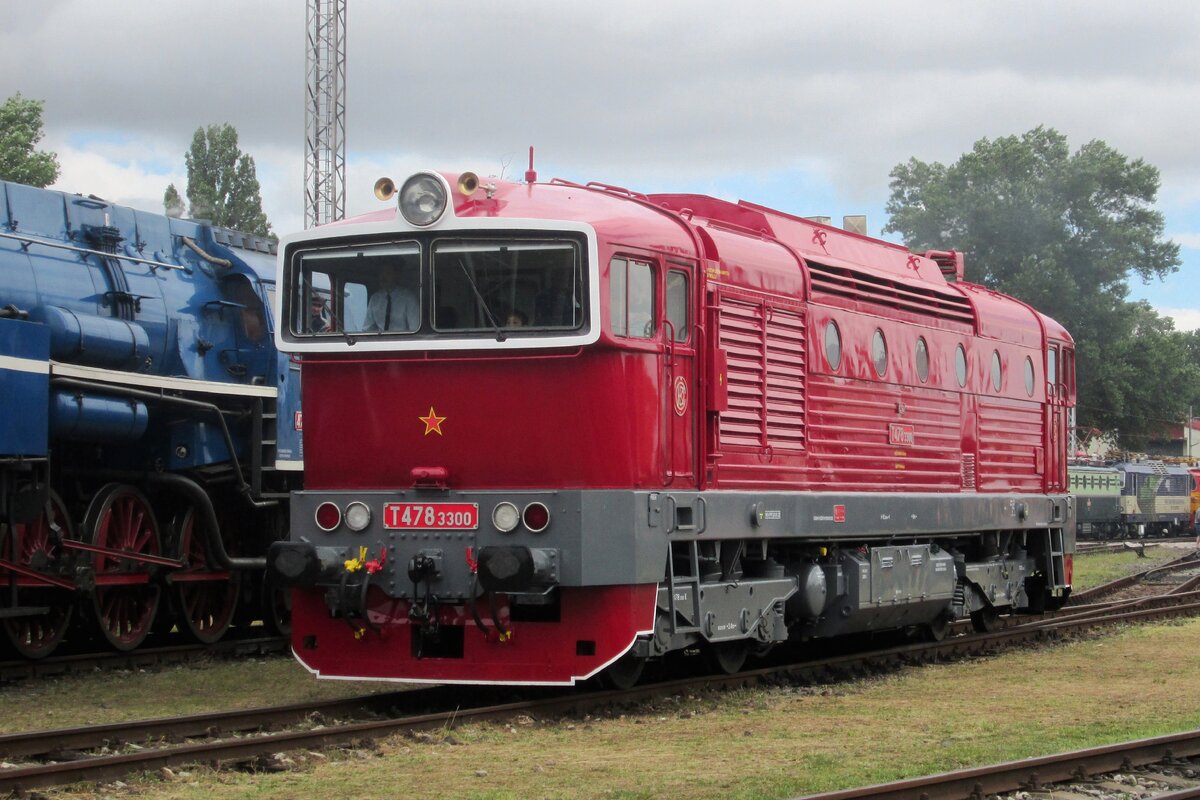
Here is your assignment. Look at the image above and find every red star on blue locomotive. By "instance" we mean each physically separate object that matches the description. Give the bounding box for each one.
[419,407,446,436]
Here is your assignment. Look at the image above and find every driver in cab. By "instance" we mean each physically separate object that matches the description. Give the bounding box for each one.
[363,263,420,333]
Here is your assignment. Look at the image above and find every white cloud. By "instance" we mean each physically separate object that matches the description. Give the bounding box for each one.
[47,138,183,215]
[5,0,1199,331]
[1170,233,1200,250]
[1160,308,1200,331]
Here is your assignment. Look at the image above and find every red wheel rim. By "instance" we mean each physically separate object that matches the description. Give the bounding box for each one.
[88,485,161,651]
[175,509,238,644]
[0,492,73,659]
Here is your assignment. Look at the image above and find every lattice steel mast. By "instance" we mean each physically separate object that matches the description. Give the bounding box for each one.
[304,0,346,229]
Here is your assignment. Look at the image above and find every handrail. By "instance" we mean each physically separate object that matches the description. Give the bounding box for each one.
[0,230,189,271]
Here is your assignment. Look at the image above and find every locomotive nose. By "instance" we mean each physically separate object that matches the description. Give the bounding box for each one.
[476,545,558,593]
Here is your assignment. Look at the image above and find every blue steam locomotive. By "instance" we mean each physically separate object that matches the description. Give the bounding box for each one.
[0,179,301,657]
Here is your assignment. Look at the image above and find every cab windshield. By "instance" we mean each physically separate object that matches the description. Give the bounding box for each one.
[289,237,584,339]
[432,239,581,332]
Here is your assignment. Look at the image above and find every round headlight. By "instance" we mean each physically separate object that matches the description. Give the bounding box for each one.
[315,501,341,532]
[345,501,371,532]
[492,502,520,533]
[399,172,448,227]
[523,502,550,533]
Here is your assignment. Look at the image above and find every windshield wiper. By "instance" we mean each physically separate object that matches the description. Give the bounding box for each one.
[458,259,506,342]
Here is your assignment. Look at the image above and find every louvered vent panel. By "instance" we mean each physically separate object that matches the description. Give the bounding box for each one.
[718,298,765,447]
[808,262,975,325]
[764,307,806,450]
[718,296,806,451]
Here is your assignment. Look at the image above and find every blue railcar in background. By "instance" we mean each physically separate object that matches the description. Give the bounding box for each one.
[0,179,301,657]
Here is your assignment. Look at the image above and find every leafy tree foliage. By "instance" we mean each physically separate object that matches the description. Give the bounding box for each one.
[0,93,60,188]
[1085,303,1200,448]
[177,124,272,237]
[163,183,185,218]
[884,126,1191,443]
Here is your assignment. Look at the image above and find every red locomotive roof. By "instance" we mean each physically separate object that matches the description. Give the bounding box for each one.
[650,193,951,287]
[328,172,1068,346]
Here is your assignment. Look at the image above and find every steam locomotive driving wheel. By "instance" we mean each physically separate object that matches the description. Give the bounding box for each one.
[172,506,238,644]
[0,491,74,659]
[84,484,162,651]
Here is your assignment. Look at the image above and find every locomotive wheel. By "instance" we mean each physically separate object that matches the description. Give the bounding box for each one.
[0,492,74,659]
[601,650,646,690]
[708,640,750,675]
[261,572,292,637]
[84,484,162,651]
[970,605,999,633]
[922,614,950,642]
[173,507,238,644]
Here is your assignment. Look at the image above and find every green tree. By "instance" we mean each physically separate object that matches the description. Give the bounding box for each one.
[163,183,185,218]
[177,124,272,236]
[0,93,60,187]
[883,126,1185,441]
[1086,303,1200,448]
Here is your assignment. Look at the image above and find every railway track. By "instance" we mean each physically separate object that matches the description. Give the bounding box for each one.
[1076,536,1198,553]
[0,634,289,683]
[794,730,1200,799]
[3,591,1200,794]
[4,550,1183,687]
[1070,550,1200,605]
[10,554,1163,686]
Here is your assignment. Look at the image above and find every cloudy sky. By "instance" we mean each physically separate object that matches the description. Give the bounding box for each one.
[3,1,1198,329]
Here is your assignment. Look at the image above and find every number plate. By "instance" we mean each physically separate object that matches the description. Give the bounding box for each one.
[383,502,479,530]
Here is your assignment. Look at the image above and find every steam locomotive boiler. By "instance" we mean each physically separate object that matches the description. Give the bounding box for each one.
[0,179,302,657]
[269,168,1074,687]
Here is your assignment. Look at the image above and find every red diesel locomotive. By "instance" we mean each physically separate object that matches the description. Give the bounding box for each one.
[269,165,1075,686]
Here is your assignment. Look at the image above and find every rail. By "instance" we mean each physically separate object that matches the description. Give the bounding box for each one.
[3,594,1199,793]
[793,729,1200,799]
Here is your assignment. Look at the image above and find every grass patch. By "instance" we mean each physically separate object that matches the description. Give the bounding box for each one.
[0,655,392,734]
[1070,547,1185,590]
[37,617,1200,800]
[8,547,1193,796]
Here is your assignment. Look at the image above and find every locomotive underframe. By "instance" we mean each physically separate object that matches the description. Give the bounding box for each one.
[277,487,1073,684]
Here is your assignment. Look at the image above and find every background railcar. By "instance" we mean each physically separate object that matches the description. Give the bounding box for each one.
[0,179,301,657]
[1113,461,1192,537]
[1069,461,1197,539]
[269,170,1074,687]
[1190,468,1200,534]
[1068,464,1123,538]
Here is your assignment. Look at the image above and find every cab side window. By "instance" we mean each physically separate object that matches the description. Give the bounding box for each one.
[610,256,655,339]
[666,269,689,342]
[224,275,267,343]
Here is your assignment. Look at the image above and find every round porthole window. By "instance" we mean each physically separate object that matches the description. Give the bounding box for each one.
[955,344,967,388]
[991,351,1002,392]
[872,329,887,377]
[824,320,842,371]
[1024,356,1035,396]
[915,337,929,383]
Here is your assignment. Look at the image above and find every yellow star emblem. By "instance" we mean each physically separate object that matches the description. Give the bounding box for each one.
[419,406,446,436]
